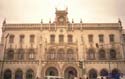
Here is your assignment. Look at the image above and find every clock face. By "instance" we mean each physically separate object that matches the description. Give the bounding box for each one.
[59,17,64,22]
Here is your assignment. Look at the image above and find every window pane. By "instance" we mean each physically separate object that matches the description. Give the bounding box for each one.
[67,49,75,61]
[15,70,23,79]
[99,34,104,43]
[4,69,12,79]
[57,49,65,60]
[50,35,55,43]
[122,34,125,42]
[59,35,64,43]
[47,49,56,60]
[88,35,93,43]
[6,49,14,60]
[26,70,34,79]
[87,49,95,60]
[99,49,106,60]
[18,49,24,60]
[29,53,34,60]
[20,35,24,43]
[109,34,115,42]
[30,35,35,43]
[9,35,14,43]
[110,49,116,59]
[68,35,73,43]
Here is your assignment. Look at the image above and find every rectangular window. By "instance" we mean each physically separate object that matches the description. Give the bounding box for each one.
[122,34,125,42]
[47,53,56,60]
[50,35,55,43]
[88,34,93,43]
[59,35,64,43]
[109,34,115,42]
[67,53,74,61]
[99,34,104,43]
[18,53,24,60]
[18,49,24,60]
[20,35,24,43]
[68,35,73,43]
[30,35,35,43]
[28,53,35,60]
[9,35,14,43]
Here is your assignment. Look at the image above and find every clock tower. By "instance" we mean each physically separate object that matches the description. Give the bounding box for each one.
[55,9,69,25]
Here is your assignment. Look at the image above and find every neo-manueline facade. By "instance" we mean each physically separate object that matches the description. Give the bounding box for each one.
[0,9,125,79]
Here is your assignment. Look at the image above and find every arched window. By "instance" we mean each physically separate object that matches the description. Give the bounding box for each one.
[6,49,14,60]
[110,49,116,59]
[47,49,56,60]
[100,69,108,76]
[89,69,97,79]
[57,49,65,60]
[87,49,95,60]
[67,49,75,60]
[45,67,58,76]
[18,49,24,60]
[4,69,12,79]
[26,69,34,79]
[28,49,35,60]
[98,49,106,60]
[15,69,23,79]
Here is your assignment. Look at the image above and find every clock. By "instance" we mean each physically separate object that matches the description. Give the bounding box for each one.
[59,17,64,22]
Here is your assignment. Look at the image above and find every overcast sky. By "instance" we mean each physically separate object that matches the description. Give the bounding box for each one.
[0,0,125,38]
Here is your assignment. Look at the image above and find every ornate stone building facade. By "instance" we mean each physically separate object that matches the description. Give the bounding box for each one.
[0,9,125,79]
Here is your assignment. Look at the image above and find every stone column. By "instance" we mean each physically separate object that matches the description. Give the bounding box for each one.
[23,72,25,79]
[36,60,42,79]
[95,50,98,60]
[12,72,15,79]
[77,34,84,61]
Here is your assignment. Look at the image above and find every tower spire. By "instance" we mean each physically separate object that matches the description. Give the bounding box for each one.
[118,18,122,26]
[80,19,83,23]
[72,19,74,23]
[41,19,43,24]
[3,18,6,25]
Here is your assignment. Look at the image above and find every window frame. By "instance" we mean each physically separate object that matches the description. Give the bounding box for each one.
[50,34,55,43]
[109,34,115,43]
[30,35,35,43]
[9,35,14,43]
[68,35,73,43]
[88,34,93,43]
[99,34,104,43]
[59,35,64,43]
[19,35,25,43]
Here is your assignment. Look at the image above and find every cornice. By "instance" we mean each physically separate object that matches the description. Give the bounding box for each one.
[2,22,121,31]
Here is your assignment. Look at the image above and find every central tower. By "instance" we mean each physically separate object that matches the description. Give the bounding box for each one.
[55,9,68,25]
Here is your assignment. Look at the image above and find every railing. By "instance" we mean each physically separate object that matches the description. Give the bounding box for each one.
[45,54,77,61]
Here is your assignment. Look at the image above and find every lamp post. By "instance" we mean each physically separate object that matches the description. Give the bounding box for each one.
[0,33,9,79]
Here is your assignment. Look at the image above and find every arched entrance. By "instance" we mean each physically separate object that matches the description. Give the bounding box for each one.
[100,69,108,76]
[64,67,77,79]
[4,69,12,79]
[45,67,58,76]
[89,69,97,79]
[111,68,120,79]
[15,69,23,79]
